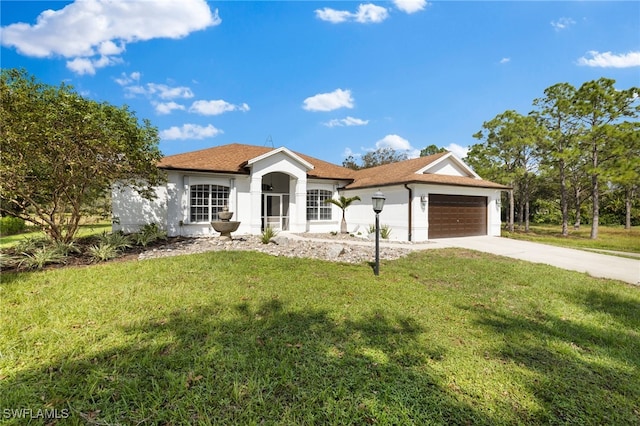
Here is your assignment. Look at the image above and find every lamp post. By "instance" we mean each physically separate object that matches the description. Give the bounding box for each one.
[371,190,386,276]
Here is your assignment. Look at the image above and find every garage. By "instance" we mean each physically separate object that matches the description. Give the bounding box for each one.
[428,194,487,239]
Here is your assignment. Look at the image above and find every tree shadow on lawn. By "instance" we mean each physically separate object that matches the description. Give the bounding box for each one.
[468,291,640,425]
[3,299,495,425]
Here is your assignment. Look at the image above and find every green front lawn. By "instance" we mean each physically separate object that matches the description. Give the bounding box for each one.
[0,222,112,249]
[1,250,638,425]
[503,224,640,254]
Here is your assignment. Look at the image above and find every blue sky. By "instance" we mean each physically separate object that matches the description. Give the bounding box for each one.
[2,1,639,165]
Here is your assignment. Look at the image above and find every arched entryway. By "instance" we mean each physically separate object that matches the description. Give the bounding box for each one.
[261,172,291,230]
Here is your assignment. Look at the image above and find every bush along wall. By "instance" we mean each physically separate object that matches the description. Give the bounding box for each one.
[0,216,26,236]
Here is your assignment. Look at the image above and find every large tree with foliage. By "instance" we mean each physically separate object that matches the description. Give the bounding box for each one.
[532,82,582,236]
[469,110,544,232]
[0,69,165,243]
[572,78,639,239]
[608,121,640,229]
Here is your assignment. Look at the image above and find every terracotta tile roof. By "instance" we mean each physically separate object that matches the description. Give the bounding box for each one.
[157,143,355,180]
[158,143,507,190]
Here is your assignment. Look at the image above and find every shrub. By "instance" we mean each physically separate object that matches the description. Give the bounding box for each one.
[98,231,132,251]
[139,223,167,241]
[52,240,82,256]
[133,232,154,248]
[133,223,167,247]
[0,216,26,236]
[367,224,391,239]
[14,236,50,254]
[261,226,278,244]
[17,247,65,270]
[0,252,17,270]
[87,243,119,263]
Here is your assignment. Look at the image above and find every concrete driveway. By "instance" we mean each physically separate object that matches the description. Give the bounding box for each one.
[431,236,640,286]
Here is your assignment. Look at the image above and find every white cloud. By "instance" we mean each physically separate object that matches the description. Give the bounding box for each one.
[68,55,123,75]
[149,83,195,100]
[315,8,352,24]
[577,51,640,68]
[374,134,422,158]
[393,0,428,14]
[114,71,141,86]
[98,40,125,56]
[324,116,369,127]
[375,134,412,151]
[500,57,511,64]
[65,57,96,75]
[343,147,361,159]
[160,123,222,140]
[124,83,194,99]
[551,17,576,31]
[303,89,354,112]
[154,101,186,115]
[0,0,220,74]
[189,100,250,115]
[315,3,388,24]
[354,4,389,23]
[444,143,469,159]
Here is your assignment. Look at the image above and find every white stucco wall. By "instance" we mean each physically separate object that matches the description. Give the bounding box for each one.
[425,161,468,176]
[342,186,411,241]
[343,184,503,242]
[111,183,169,234]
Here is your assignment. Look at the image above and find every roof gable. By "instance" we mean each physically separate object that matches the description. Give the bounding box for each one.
[416,152,480,179]
[247,147,314,171]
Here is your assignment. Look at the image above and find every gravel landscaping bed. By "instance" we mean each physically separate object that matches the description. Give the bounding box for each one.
[138,233,416,264]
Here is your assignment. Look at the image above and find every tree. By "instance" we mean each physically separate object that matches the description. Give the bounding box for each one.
[608,121,640,229]
[532,82,581,236]
[572,78,639,239]
[342,147,408,170]
[0,69,166,243]
[342,155,361,170]
[469,110,544,232]
[325,195,361,234]
[419,145,447,157]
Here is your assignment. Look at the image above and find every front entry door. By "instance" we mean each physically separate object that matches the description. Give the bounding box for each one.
[263,194,289,231]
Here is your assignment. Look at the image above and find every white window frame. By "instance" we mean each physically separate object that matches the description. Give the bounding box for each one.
[189,184,230,223]
[306,189,332,221]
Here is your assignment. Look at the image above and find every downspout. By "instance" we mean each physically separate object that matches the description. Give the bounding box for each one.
[404,184,412,242]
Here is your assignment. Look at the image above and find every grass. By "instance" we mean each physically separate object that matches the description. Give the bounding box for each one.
[1,249,639,425]
[0,221,112,249]
[503,224,640,254]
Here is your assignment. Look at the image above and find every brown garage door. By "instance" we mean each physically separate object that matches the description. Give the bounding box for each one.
[428,194,487,239]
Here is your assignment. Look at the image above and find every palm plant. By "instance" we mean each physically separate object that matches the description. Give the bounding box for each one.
[325,195,361,234]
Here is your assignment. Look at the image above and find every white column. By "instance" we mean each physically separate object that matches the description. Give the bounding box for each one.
[290,176,307,232]
[249,173,263,235]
